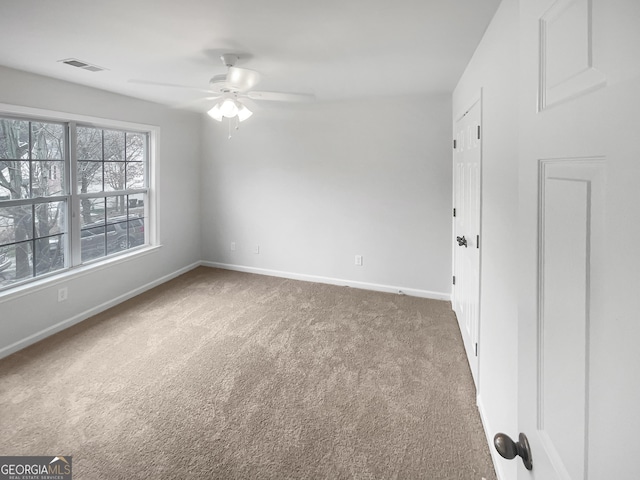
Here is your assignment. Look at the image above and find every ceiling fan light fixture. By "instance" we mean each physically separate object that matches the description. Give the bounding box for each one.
[237,103,253,122]
[209,97,252,123]
[219,98,239,117]
[207,104,224,121]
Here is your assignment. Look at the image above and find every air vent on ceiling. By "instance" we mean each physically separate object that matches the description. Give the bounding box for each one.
[58,58,107,72]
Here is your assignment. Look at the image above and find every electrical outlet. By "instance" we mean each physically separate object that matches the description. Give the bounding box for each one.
[58,287,68,302]
[254,245,260,254]
[355,255,363,266]
[230,242,236,251]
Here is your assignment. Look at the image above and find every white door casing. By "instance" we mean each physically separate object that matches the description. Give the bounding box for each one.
[453,96,481,387]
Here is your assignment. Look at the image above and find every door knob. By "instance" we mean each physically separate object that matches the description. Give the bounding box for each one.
[456,236,468,247]
[494,432,533,471]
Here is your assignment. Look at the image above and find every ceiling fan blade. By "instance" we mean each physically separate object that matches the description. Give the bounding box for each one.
[237,97,259,112]
[171,96,222,110]
[226,67,260,92]
[127,79,212,94]
[247,91,315,102]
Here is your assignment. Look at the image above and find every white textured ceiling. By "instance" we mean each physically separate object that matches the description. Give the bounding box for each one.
[0,0,501,111]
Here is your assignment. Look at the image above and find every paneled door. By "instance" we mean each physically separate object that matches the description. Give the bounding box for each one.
[453,97,481,387]
[502,0,640,478]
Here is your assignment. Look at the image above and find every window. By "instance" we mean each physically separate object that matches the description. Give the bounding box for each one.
[76,126,147,263]
[0,113,152,292]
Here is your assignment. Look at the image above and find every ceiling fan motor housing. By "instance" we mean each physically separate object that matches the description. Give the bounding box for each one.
[209,74,230,93]
[221,54,238,67]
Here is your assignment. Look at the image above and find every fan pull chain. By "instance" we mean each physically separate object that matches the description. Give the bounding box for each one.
[226,116,241,140]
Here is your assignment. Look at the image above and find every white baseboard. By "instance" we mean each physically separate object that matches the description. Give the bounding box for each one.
[1,260,450,359]
[201,261,451,301]
[0,262,201,360]
[477,393,509,480]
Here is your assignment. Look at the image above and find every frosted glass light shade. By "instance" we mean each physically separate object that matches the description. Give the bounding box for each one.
[237,104,253,122]
[219,99,239,117]
[207,104,223,121]
[208,99,253,122]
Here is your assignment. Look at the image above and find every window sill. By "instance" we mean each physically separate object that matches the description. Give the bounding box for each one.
[0,244,163,304]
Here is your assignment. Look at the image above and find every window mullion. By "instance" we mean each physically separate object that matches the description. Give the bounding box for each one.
[0,196,68,208]
[124,132,128,191]
[31,204,36,279]
[28,121,33,199]
[101,129,105,192]
[77,188,147,200]
[145,132,152,246]
[68,122,81,267]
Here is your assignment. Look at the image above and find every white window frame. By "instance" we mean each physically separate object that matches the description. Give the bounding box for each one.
[0,103,159,298]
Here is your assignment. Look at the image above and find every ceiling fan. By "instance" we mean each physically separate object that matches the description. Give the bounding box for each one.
[131,54,314,123]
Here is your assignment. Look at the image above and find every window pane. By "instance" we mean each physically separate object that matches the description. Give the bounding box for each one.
[31,123,64,160]
[0,205,33,244]
[104,130,125,162]
[78,161,102,193]
[35,201,65,239]
[0,245,12,284]
[32,161,65,197]
[0,241,33,287]
[104,162,125,191]
[77,127,102,160]
[127,219,145,247]
[126,132,146,162]
[80,198,105,227]
[106,195,127,223]
[106,221,129,254]
[127,194,144,217]
[0,119,29,160]
[81,225,106,262]
[0,161,30,199]
[126,162,144,189]
[34,234,65,276]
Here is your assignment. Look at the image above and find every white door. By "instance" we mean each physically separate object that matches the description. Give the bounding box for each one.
[500,0,640,478]
[453,97,481,386]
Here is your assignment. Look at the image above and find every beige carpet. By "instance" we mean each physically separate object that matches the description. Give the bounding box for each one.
[0,267,496,479]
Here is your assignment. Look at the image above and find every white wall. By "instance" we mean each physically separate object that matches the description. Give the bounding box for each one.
[0,66,202,356]
[200,94,453,298]
[452,0,519,478]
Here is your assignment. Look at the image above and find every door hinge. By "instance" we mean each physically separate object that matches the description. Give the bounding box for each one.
[453,139,457,149]
[477,125,481,139]
[475,343,478,356]
[453,208,456,217]
[453,275,456,285]
[477,234,480,249]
